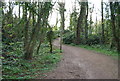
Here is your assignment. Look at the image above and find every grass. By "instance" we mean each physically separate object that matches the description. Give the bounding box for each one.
[2,43,62,79]
[70,43,118,59]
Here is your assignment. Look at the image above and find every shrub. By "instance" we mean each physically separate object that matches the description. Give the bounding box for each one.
[87,34,100,45]
[63,32,75,44]
[63,30,100,45]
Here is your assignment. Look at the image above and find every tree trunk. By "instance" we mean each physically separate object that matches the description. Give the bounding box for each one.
[59,3,65,32]
[95,13,98,34]
[89,5,94,35]
[76,2,86,44]
[24,2,31,60]
[50,39,52,53]
[36,40,42,54]
[85,2,88,44]
[89,13,92,35]
[19,3,20,19]
[110,2,120,54]
[58,2,65,52]
[101,0,105,44]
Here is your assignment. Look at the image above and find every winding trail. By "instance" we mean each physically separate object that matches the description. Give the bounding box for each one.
[45,38,118,79]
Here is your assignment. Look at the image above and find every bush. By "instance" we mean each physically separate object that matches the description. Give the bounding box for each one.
[64,30,71,33]
[3,43,61,79]
[52,31,59,39]
[63,32,75,44]
[63,31,100,45]
[87,34,100,45]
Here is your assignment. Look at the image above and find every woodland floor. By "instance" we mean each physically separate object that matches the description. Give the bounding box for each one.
[44,38,118,79]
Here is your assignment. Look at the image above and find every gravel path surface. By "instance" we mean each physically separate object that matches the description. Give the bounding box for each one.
[45,38,118,79]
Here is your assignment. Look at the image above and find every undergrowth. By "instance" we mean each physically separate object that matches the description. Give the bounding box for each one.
[70,43,118,59]
[2,43,61,79]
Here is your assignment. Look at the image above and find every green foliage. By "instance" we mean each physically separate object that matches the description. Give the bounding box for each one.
[79,44,118,59]
[3,43,61,79]
[86,34,101,45]
[46,29,54,41]
[63,31,100,45]
[69,11,78,31]
[53,31,60,39]
[7,24,12,27]
[69,43,118,59]
[63,32,75,44]
[38,45,61,65]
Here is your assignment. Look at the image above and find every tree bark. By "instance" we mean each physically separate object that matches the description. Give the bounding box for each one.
[101,0,105,44]
[76,2,86,44]
[49,39,52,53]
[19,3,20,19]
[24,2,31,60]
[85,2,88,44]
[58,2,65,52]
[110,2,120,54]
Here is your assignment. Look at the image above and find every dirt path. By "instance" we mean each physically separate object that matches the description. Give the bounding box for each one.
[45,38,118,79]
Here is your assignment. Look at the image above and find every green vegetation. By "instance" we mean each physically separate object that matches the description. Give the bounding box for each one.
[63,31,100,45]
[71,44,118,58]
[63,31,118,59]
[1,1,62,79]
[80,45,118,57]
[1,0,119,79]
[2,43,61,79]
[62,1,120,58]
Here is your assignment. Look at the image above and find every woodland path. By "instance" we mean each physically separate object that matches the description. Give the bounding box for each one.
[45,38,118,79]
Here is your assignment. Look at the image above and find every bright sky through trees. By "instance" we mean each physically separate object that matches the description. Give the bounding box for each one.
[49,0,104,29]
[4,0,109,29]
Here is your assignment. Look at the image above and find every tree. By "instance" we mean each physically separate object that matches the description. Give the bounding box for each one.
[95,12,98,34]
[85,1,88,44]
[18,2,21,19]
[58,2,65,52]
[110,2,120,53]
[58,2,65,32]
[89,4,94,35]
[23,2,53,60]
[0,1,2,59]
[101,0,105,44]
[69,0,78,32]
[76,2,86,44]
[47,28,54,53]
[24,2,30,60]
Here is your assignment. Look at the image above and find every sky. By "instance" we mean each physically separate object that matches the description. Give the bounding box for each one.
[48,0,103,29]
[4,0,110,29]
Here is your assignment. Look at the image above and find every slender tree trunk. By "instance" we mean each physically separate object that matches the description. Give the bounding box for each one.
[19,3,20,19]
[50,39,52,53]
[58,2,65,52]
[60,30,62,52]
[85,2,88,44]
[101,0,105,44]
[89,5,94,35]
[36,40,42,54]
[0,2,2,76]
[62,9,65,32]
[60,3,65,32]
[32,2,36,27]
[24,2,31,60]
[95,13,98,34]
[32,12,35,27]
[89,13,92,35]
[76,15,81,44]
